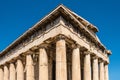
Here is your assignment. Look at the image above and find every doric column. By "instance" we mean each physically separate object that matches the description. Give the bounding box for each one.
[92,57,99,80]
[26,55,34,80]
[3,66,9,80]
[10,63,16,80]
[84,52,91,80]
[99,60,104,80]
[16,59,24,80]
[39,47,48,80]
[72,46,81,80]
[0,68,3,80]
[104,64,109,80]
[56,37,67,80]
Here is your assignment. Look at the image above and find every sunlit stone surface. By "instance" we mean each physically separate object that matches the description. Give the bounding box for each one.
[0,4,111,80]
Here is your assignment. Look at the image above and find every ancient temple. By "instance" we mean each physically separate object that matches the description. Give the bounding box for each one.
[0,5,111,80]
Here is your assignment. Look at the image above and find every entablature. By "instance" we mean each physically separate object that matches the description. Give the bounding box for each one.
[0,23,109,65]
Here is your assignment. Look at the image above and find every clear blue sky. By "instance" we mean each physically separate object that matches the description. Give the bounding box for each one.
[0,0,119,80]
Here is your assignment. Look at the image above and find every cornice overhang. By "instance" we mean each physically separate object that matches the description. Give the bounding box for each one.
[63,5,98,33]
[0,4,109,56]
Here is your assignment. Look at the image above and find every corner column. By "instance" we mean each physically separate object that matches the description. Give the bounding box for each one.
[26,54,34,80]
[84,52,91,80]
[3,66,9,80]
[104,64,109,80]
[92,57,99,80]
[39,47,48,80]
[16,59,24,80]
[0,68,3,80]
[10,63,16,80]
[72,46,81,80]
[99,60,104,80]
[56,36,67,80]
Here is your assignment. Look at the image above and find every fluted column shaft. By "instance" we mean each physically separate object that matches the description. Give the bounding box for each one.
[84,53,91,80]
[100,61,104,80]
[17,59,24,80]
[93,58,99,80]
[72,47,81,80]
[0,68,3,80]
[56,39,67,80]
[26,55,34,80]
[10,63,16,80]
[4,66,9,80]
[39,48,48,80]
[105,64,109,80]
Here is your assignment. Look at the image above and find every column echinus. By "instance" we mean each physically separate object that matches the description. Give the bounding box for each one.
[84,51,91,80]
[16,59,24,80]
[0,67,3,80]
[92,57,99,80]
[10,63,16,80]
[72,45,81,80]
[26,54,34,80]
[39,46,48,80]
[4,66,9,80]
[99,59,105,80]
[56,36,67,80]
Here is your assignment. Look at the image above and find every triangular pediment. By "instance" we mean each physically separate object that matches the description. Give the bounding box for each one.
[29,4,98,34]
[0,4,106,56]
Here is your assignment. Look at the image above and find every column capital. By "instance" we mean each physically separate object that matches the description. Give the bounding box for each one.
[104,61,109,65]
[0,65,4,68]
[30,46,39,51]
[92,56,99,60]
[25,50,34,55]
[80,46,88,52]
[9,62,15,66]
[84,51,91,55]
[98,58,105,63]
[18,54,26,62]
[4,63,9,67]
[56,34,66,41]
[38,43,49,49]
[71,43,80,49]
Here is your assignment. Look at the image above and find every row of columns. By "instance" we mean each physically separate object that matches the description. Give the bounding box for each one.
[0,38,109,80]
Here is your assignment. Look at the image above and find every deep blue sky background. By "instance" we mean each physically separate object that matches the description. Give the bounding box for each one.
[0,0,119,80]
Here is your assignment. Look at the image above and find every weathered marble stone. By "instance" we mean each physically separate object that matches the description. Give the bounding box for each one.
[0,68,3,80]
[26,55,34,80]
[39,48,48,80]
[0,4,111,80]
[56,39,67,80]
[72,47,81,80]
[10,63,16,80]
[84,53,91,80]
[16,60,24,80]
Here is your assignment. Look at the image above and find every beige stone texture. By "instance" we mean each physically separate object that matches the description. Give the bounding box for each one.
[3,66,9,80]
[93,58,99,80]
[56,39,67,80]
[39,48,48,80]
[100,61,104,80]
[105,64,109,80]
[16,59,24,80]
[26,55,34,80]
[0,68,3,80]
[10,63,16,80]
[84,53,91,80]
[0,5,111,80]
[72,47,81,80]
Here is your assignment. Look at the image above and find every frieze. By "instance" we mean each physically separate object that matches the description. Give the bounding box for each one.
[0,17,62,62]
[0,16,108,64]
